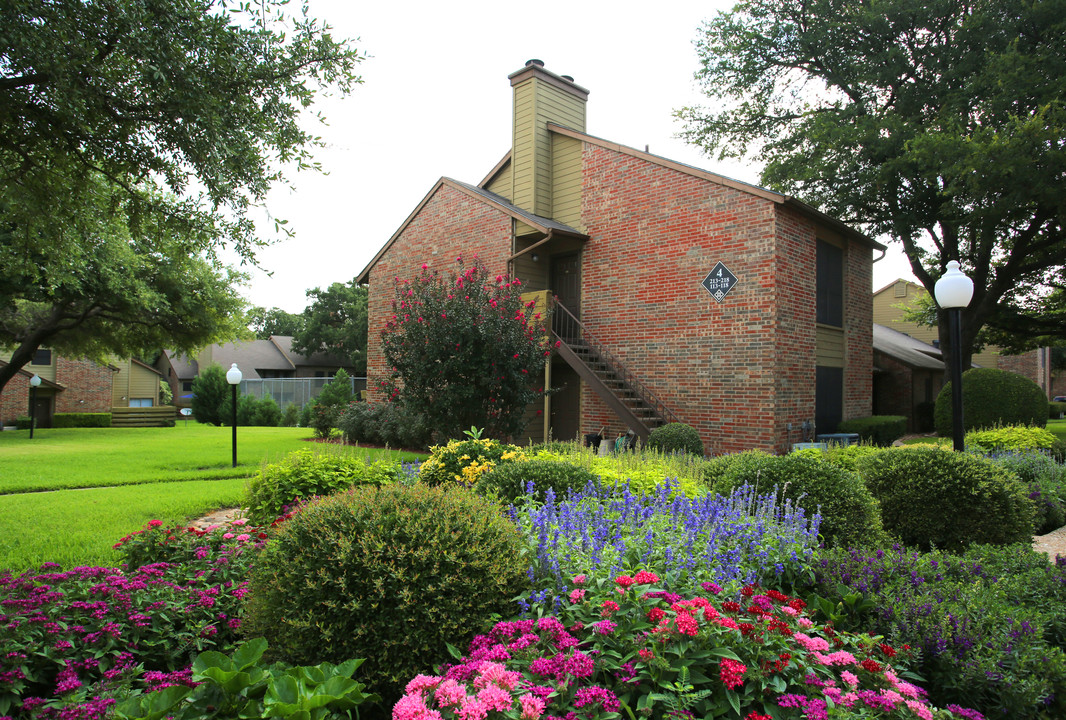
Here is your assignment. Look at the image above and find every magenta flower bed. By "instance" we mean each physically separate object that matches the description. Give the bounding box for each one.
[392,571,985,720]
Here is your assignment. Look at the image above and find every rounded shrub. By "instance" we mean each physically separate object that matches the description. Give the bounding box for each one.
[934,368,1048,437]
[705,450,885,547]
[243,448,400,525]
[857,446,1037,552]
[338,400,432,450]
[418,438,525,487]
[988,450,1066,534]
[645,422,705,456]
[242,483,530,705]
[835,415,907,446]
[965,425,1057,453]
[476,457,598,505]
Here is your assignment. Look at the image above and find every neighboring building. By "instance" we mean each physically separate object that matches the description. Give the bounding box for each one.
[872,323,946,432]
[156,336,359,411]
[111,358,166,408]
[0,351,116,427]
[873,279,1051,394]
[355,61,885,455]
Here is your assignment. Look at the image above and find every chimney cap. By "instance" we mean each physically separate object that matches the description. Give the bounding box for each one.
[525,58,545,67]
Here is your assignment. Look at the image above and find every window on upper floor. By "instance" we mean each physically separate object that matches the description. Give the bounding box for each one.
[31,349,52,366]
[816,240,844,327]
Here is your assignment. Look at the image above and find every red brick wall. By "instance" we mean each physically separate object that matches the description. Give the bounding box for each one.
[365,183,513,400]
[998,349,1049,393]
[54,357,113,413]
[843,228,874,421]
[0,373,30,426]
[577,146,872,455]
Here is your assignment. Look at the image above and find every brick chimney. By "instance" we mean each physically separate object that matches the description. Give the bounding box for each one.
[507,59,588,218]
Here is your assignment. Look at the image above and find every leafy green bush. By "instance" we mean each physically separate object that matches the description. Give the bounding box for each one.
[966,424,1057,453]
[418,437,526,487]
[250,395,282,427]
[476,457,598,505]
[280,403,300,427]
[191,363,229,426]
[645,422,705,456]
[298,402,314,428]
[242,483,530,705]
[338,400,432,450]
[113,638,379,720]
[705,450,885,547]
[989,450,1066,534]
[14,415,30,430]
[857,445,1036,551]
[243,448,400,525]
[1051,401,1066,419]
[52,412,111,428]
[935,367,1048,436]
[792,443,885,472]
[835,415,907,446]
[539,446,706,496]
[309,370,355,439]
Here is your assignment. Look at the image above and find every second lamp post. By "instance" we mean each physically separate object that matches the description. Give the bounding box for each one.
[226,363,242,467]
[933,261,974,453]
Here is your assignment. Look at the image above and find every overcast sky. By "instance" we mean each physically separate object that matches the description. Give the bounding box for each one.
[239,0,918,313]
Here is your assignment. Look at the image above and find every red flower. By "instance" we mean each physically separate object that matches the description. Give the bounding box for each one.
[600,600,620,616]
[879,643,897,658]
[647,607,665,623]
[614,575,637,589]
[719,658,748,690]
[722,601,742,613]
[633,571,660,585]
[861,659,883,673]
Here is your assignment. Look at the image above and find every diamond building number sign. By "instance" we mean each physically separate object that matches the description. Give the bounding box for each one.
[702,262,738,303]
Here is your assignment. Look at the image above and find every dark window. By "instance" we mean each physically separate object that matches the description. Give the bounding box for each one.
[182,381,194,392]
[816,365,843,434]
[816,240,843,327]
[31,349,52,366]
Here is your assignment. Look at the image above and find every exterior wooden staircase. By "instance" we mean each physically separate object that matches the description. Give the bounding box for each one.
[551,301,677,444]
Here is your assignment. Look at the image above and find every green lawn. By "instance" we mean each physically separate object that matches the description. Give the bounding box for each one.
[0,424,420,494]
[0,425,426,573]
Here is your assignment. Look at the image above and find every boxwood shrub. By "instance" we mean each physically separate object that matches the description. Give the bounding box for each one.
[645,422,704,456]
[704,450,886,547]
[934,367,1048,436]
[965,424,1056,453]
[835,415,907,446]
[242,483,530,706]
[857,445,1036,551]
[476,457,598,505]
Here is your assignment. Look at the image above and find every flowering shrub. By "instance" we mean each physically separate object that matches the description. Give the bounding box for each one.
[0,522,268,718]
[512,480,821,603]
[419,437,526,487]
[987,449,1066,533]
[380,256,550,440]
[811,543,1066,718]
[393,572,981,719]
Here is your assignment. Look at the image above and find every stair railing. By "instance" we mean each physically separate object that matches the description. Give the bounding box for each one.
[551,300,679,426]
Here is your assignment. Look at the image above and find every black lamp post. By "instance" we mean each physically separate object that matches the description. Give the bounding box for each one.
[29,374,41,439]
[934,260,974,452]
[226,363,242,467]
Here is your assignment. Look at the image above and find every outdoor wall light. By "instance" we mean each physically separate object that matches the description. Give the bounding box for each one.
[531,252,540,263]
[933,260,974,452]
[226,363,242,467]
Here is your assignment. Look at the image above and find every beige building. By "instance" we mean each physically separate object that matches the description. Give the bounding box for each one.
[873,279,1051,394]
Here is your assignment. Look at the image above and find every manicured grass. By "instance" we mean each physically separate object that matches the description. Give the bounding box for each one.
[0,425,423,494]
[0,478,248,572]
[1048,418,1066,441]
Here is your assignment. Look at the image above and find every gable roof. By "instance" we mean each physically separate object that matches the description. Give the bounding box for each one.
[547,124,885,252]
[269,336,354,368]
[873,323,943,370]
[355,177,587,284]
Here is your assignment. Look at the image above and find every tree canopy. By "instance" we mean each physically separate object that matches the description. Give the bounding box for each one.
[679,0,1066,370]
[0,0,362,392]
[291,282,368,374]
[248,306,304,340]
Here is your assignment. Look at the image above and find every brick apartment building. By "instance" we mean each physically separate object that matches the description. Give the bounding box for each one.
[0,352,115,427]
[357,61,884,455]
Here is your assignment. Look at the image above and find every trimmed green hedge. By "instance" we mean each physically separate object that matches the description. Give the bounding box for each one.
[836,415,907,446]
[934,368,1048,436]
[53,413,111,428]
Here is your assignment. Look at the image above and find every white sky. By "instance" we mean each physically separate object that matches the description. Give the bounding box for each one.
[239,0,917,313]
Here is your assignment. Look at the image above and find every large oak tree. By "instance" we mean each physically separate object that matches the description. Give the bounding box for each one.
[679,0,1066,372]
[0,0,362,392]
